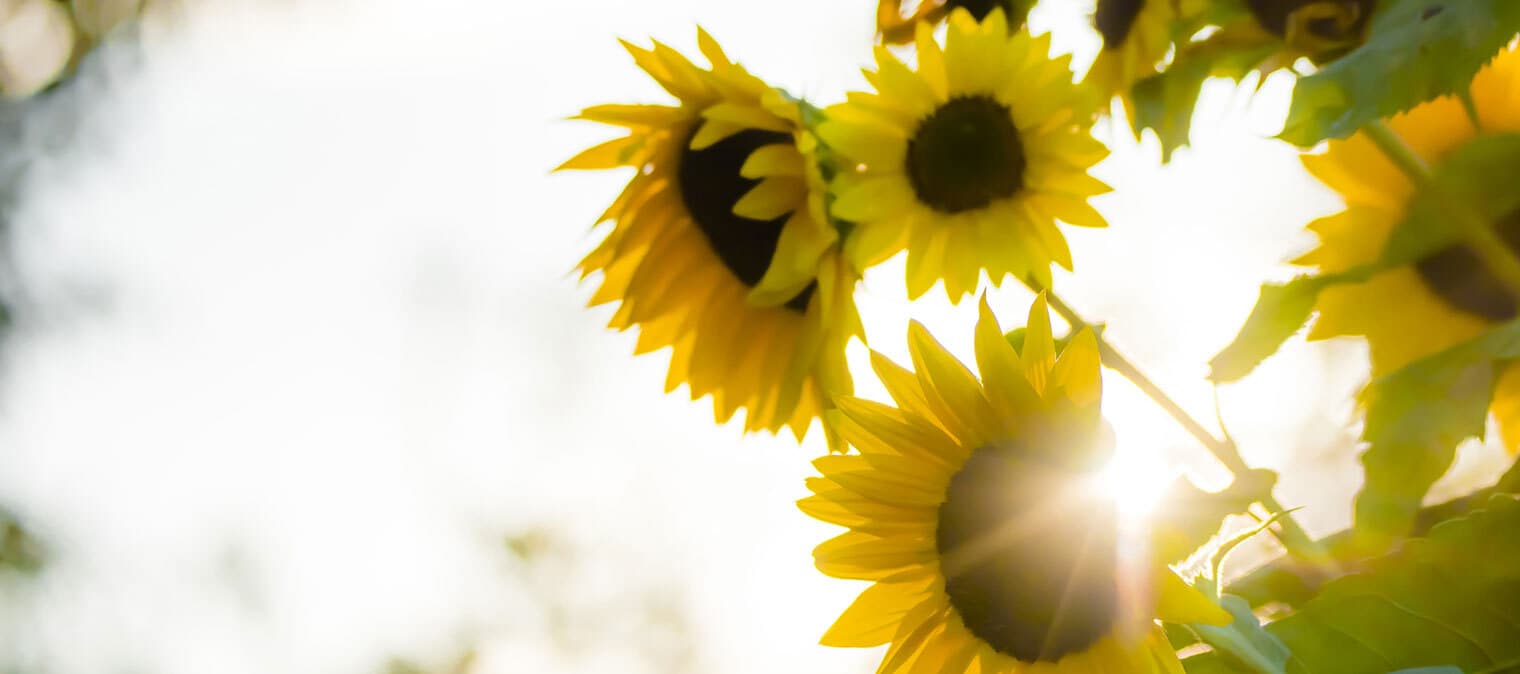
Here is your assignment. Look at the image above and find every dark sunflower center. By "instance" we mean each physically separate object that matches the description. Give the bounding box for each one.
[906,95,1026,214]
[946,0,1017,22]
[677,127,815,313]
[1094,0,1145,47]
[1245,0,1376,42]
[935,442,1118,662]
[1414,209,1520,323]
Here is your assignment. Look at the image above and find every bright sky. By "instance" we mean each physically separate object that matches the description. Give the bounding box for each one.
[0,1,1509,673]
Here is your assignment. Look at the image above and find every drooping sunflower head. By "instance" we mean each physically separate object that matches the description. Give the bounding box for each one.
[1084,0,1183,97]
[562,30,863,451]
[1298,45,1520,447]
[1243,0,1377,62]
[803,295,1229,671]
[822,10,1110,302]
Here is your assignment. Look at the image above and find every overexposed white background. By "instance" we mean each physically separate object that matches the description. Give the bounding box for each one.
[0,1,1508,673]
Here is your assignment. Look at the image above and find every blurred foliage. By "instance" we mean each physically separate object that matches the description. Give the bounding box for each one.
[1186,496,1520,673]
[1228,456,1520,609]
[501,529,697,674]
[1281,0,1520,146]
[1128,0,1520,157]
[1208,268,1373,383]
[1151,469,1277,564]
[0,511,43,575]
[384,652,476,674]
[1354,317,1518,552]
[1210,137,1520,556]
[1131,38,1276,163]
[1182,594,1291,674]
[1212,134,1520,384]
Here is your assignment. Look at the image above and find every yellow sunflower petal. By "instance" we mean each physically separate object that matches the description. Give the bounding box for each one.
[868,351,938,422]
[1050,327,1101,407]
[734,176,806,220]
[576,103,682,127]
[1153,569,1231,626]
[833,176,918,222]
[556,135,638,170]
[740,143,804,178]
[702,101,793,133]
[908,320,1001,443]
[820,578,935,647]
[1021,293,1057,394]
[815,531,937,580]
[974,295,1041,422]
[1492,363,1520,454]
[817,118,908,169]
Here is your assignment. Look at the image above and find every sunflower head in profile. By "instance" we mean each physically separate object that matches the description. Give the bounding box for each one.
[1240,0,1376,63]
[801,294,1230,672]
[1298,45,1520,448]
[821,9,1110,302]
[1084,0,1201,98]
[562,30,863,451]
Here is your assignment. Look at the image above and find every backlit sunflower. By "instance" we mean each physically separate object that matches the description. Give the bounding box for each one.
[802,295,1230,672]
[875,0,1030,45]
[1085,0,1196,97]
[1239,0,1376,64]
[1299,45,1520,449]
[562,30,862,451]
[821,9,1110,302]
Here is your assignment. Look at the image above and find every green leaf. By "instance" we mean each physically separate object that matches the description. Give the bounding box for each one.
[1281,0,1520,146]
[1131,39,1276,162]
[0,510,43,575]
[1209,267,1374,382]
[1389,669,1465,674]
[1354,319,1520,550]
[1270,497,1520,674]
[1182,652,1245,674]
[1353,135,1520,551]
[1380,134,1520,268]
[1184,594,1292,674]
[1152,469,1278,563]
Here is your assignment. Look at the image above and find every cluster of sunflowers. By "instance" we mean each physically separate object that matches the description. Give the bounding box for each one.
[563,0,1520,671]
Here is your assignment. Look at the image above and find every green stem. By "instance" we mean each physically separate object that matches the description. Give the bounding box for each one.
[1459,89,1485,132]
[1036,287,1335,568]
[1362,120,1520,301]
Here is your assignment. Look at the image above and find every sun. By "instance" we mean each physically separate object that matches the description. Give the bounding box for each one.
[1096,380,1185,526]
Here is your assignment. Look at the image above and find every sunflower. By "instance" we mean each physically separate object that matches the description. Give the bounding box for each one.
[1238,0,1376,64]
[562,30,862,451]
[802,294,1231,672]
[821,9,1110,302]
[1084,0,1196,98]
[1299,45,1520,448]
[875,0,1030,45]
